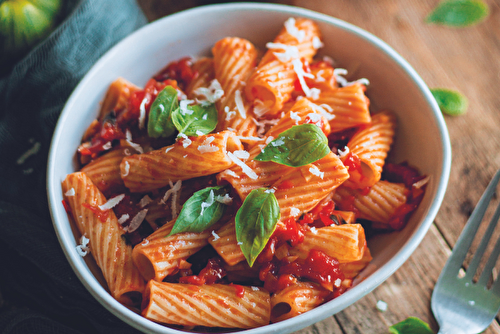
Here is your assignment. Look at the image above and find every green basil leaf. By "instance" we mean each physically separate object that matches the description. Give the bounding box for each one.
[168,186,230,236]
[389,317,435,334]
[431,88,468,116]
[171,103,218,136]
[254,124,330,167]
[147,86,178,138]
[426,0,489,27]
[235,188,280,267]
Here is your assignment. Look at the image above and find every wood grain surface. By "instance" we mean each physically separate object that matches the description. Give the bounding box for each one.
[136,0,500,333]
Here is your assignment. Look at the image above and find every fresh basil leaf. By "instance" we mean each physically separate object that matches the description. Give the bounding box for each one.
[147,86,178,138]
[168,185,229,236]
[389,317,435,334]
[431,88,468,116]
[235,188,280,267]
[254,124,330,167]
[171,103,218,136]
[426,0,489,27]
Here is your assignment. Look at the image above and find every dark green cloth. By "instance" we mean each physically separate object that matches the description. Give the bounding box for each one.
[0,0,146,333]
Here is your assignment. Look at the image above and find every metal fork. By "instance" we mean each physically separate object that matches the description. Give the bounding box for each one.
[432,169,500,334]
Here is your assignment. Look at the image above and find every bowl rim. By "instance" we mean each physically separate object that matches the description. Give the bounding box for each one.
[47,2,452,333]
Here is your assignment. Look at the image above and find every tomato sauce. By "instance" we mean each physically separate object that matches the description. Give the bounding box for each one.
[82,203,109,223]
[179,258,226,285]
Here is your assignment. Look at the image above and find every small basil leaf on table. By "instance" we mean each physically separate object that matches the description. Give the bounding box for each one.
[235,188,280,267]
[389,316,435,334]
[148,86,178,138]
[426,0,489,27]
[171,103,218,136]
[430,88,468,116]
[254,123,330,167]
[168,185,230,236]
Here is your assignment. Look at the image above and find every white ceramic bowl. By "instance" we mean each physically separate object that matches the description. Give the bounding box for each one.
[47,3,451,334]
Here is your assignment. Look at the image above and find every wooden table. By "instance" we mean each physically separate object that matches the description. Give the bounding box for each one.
[136,0,500,332]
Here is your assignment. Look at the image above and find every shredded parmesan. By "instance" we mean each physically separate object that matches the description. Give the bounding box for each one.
[237,136,264,141]
[310,226,318,234]
[292,59,314,97]
[141,239,149,246]
[266,42,299,62]
[194,79,224,105]
[161,180,182,205]
[306,113,322,124]
[290,111,301,124]
[338,146,350,158]
[227,152,258,180]
[202,113,208,120]
[413,176,431,189]
[198,136,219,154]
[76,235,90,257]
[215,194,233,205]
[102,141,112,150]
[200,190,215,215]
[233,150,250,160]
[271,138,285,147]
[310,88,321,100]
[313,104,336,121]
[376,300,388,312]
[139,195,153,208]
[180,99,195,115]
[125,130,144,154]
[264,188,275,194]
[290,207,301,217]
[237,241,243,245]
[165,147,174,154]
[195,130,204,136]
[124,148,131,156]
[118,214,129,224]
[315,69,325,82]
[323,55,335,65]
[138,97,148,129]
[65,188,75,197]
[234,90,246,118]
[122,161,130,177]
[17,141,41,165]
[98,194,125,211]
[312,36,324,49]
[253,99,271,118]
[225,106,237,121]
[177,133,192,148]
[125,209,148,233]
[334,68,370,87]
[309,165,324,179]
[284,17,305,42]
[253,116,279,136]
[211,230,220,241]
[225,169,240,179]
[265,136,275,145]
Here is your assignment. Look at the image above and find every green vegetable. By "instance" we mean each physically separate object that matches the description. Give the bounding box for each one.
[235,188,280,267]
[426,0,489,27]
[168,186,230,236]
[254,124,330,167]
[0,0,63,71]
[431,88,468,116]
[389,317,435,334]
[171,102,218,136]
[147,86,178,138]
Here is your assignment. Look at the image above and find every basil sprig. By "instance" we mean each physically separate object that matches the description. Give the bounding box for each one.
[168,186,230,236]
[389,317,434,334]
[431,88,468,116]
[148,86,178,138]
[254,124,330,167]
[235,188,280,267]
[171,103,218,136]
[426,0,489,27]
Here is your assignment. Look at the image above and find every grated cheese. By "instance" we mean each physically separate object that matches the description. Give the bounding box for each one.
[227,152,258,180]
[17,141,41,165]
[236,136,264,141]
[125,209,148,233]
[335,278,342,288]
[102,141,112,150]
[284,17,305,42]
[310,88,321,100]
[76,235,90,257]
[338,146,350,158]
[177,133,192,148]
[65,188,75,197]
[333,68,370,87]
[265,136,275,145]
[253,116,279,136]
[253,99,271,118]
[224,106,237,121]
[413,176,430,189]
[310,226,318,234]
[124,148,131,156]
[264,188,275,194]
[211,230,220,241]
[233,150,250,160]
[312,36,324,49]
[165,147,173,154]
[271,138,285,147]
[194,79,224,105]
[306,113,322,124]
[125,130,144,154]
[313,104,336,121]
[161,180,182,205]
[200,190,215,215]
[323,55,335,65]
[202,113,208,120]
[237,241,243,245]
[215,194,233,205]
[139,195,153,208]
[118,214,129,224]
[266,42,299,62]
[292,59,314,97]
[138,97,148,129]
[376,300,388,312]
[225,169,240,179]
[290,111,301,124]
[141,239,149,246]
[290,207,301,217]
[315,69,325,82]
[198,136,219,154]
[234,90,246,118]
[179,99,195,115]
[309,165,324,179]
[122,161,130,177]
[99,194,125,211]
[195,130,204,136]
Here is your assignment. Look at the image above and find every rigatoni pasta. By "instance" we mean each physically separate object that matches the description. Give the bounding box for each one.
[62,17,427,331]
